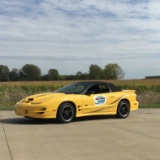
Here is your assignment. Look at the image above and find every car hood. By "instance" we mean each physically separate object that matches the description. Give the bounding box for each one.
[21,92,65,104]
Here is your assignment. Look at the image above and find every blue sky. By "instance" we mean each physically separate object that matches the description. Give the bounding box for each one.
[0,0,160,79]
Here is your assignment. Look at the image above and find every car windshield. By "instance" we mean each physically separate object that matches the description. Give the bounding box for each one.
[54,83,88,94]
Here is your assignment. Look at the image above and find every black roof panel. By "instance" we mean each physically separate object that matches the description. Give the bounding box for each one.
[76,81,121,92]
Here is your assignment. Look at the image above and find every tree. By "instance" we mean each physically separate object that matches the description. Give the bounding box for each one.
[47,69,59,80]
[76,71,83,79]
[41,74,48,81]
[10,68,19,81]
[76,71,88,80]
[20,64,41,81]
[103,63,125,79]
[89,64,103,80]
[0,65,10,81]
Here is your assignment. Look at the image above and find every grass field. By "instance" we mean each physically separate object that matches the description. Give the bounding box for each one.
[0,79,160,110]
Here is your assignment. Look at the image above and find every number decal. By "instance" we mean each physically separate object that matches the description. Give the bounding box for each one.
[94,95,106,105]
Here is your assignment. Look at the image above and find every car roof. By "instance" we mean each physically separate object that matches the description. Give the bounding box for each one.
[76,81,121,92]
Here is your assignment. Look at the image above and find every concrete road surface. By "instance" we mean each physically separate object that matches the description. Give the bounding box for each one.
[0,109,160,160]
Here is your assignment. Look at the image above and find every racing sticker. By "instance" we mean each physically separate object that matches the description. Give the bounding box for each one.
[94,95,107,105]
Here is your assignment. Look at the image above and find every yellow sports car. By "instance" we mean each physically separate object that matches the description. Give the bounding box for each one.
[15,81,139,123]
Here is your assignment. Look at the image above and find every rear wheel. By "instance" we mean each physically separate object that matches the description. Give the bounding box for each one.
[116,100,130,118]
[57,103,75,123]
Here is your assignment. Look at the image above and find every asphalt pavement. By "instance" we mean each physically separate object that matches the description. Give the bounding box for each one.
[0,109,160,160]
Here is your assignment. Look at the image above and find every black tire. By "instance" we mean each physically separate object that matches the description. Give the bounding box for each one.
[116,100,130,118]
[57,103,75,123]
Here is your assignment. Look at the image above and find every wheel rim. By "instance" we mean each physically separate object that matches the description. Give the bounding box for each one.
[62,105,74,121]
[119,103,129,117]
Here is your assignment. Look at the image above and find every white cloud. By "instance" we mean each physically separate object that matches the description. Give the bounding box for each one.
[0,0,160,78]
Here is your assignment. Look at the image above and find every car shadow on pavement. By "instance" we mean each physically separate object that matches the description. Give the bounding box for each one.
[0,117,58,125]
[74,115,116,123]
[0,115,116,125]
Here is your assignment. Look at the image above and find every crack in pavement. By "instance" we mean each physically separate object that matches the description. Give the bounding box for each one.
[0,112,13,160]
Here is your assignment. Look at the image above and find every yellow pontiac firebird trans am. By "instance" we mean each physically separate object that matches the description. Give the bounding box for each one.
[15,81,139,123]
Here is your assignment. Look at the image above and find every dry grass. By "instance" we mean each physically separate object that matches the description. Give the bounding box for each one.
[137,91,160,104]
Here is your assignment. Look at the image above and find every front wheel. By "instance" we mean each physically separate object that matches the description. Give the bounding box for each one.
[116,100,130,118]
[56,103,75,123]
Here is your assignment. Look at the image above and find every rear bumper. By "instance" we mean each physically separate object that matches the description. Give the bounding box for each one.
[130,101,139,111]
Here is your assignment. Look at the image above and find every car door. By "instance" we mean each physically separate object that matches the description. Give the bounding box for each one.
[82,84,115,114]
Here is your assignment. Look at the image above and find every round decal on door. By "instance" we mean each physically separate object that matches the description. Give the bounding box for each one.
[94,95,106,105]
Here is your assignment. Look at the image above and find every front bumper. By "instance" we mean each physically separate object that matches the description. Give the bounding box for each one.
[15,104,57,119]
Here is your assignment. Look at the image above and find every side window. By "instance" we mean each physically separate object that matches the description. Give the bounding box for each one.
[87,84,110,94]
[87,85,101,94]
[98,84,110,93]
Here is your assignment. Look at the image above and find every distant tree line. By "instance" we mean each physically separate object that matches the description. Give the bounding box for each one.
[0,63,125,81]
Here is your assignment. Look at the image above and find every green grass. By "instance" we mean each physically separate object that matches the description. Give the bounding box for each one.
[0,105,15,110]
[139,104,160,108]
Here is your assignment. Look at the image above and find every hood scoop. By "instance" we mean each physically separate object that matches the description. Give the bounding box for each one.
[24,98,34,103]
[28,98,34,101]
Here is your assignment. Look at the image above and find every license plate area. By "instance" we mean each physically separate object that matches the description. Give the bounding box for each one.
[16,108,23,115]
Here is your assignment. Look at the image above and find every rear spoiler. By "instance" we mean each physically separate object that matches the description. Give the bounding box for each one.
[122,90,136,93]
